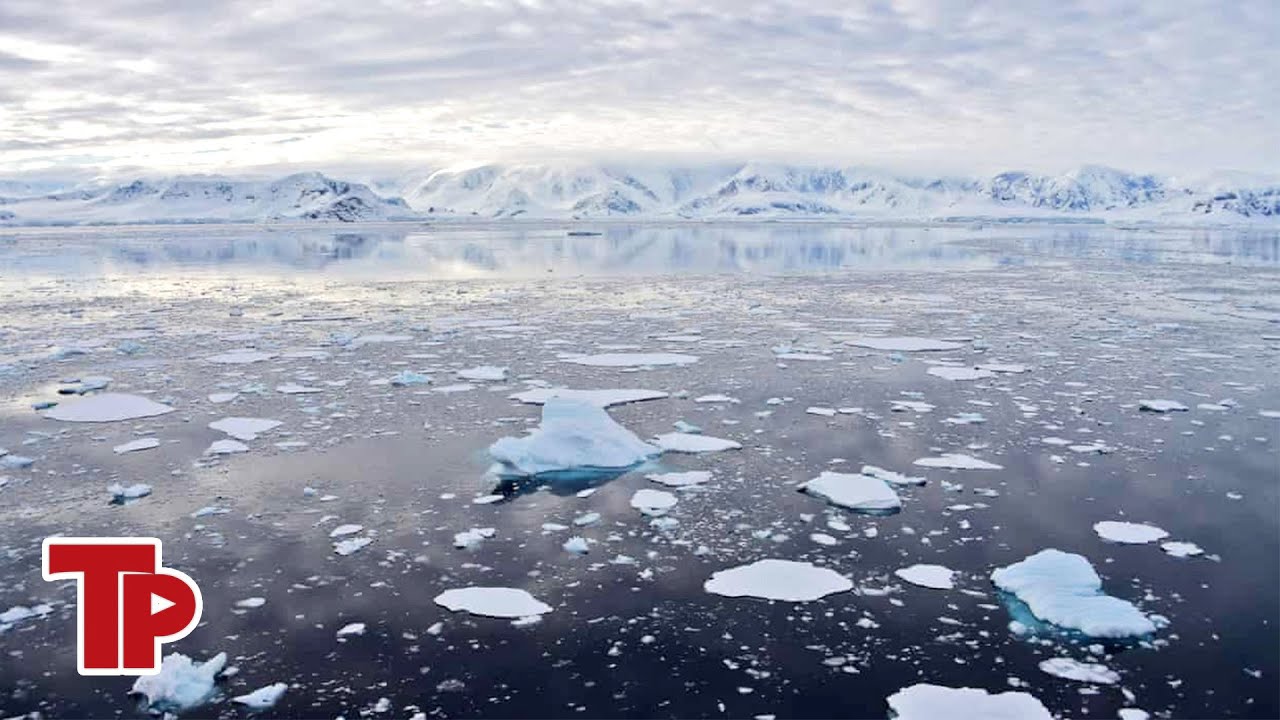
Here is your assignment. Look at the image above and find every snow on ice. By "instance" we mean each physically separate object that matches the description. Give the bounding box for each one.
[434,587,552,618]
[885,684,1051,720]
[991,549,1157,638]
[704,559,853,602]
[799,471,901,513]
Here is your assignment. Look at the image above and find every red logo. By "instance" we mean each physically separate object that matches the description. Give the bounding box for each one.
[42,537,203,676]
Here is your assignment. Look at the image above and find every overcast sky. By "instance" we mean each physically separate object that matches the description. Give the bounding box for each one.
[1,0,1276,178]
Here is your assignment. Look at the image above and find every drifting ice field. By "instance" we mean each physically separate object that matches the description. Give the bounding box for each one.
[0,224,1277,718]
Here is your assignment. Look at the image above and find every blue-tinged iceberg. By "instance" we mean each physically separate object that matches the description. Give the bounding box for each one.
[991,549,1156,638]
[489,398,659,477]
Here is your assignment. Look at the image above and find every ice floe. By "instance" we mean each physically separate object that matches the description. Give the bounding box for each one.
[206,349,275,364]
[1038,657,1120,684]
[433,587,552,618]
[489,398,659,477]
[846,336,964,352]
[895,564,956,590]
[563,352,699,367]
[276,382,321,394]
[646,470,711,487]
[458,365,508,381]
[1093,521,1169,544]
[43,393,174,422]
[509,388,668,408]
[206,439,249,455]
[1139,399,1189,413]
[131,652,227,711]
[653,433,741,453]
[928,366,996,381]
[799,471,901,513]
[976,363,1029,374]
[113,437,160,454]
[108,483,152,502]
[991,549,1157,638]
[704,559,852,601]
[630,489,678,515]
[885,684,1051,720]
[454,527,496,549]
[913,453,1003,470]
[208,417,282,441]
[333,537,372,556]
[861,465,926,487]
[232,682,287,709]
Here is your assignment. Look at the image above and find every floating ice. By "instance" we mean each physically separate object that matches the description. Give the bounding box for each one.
[235,597,266,609]
[805,406,837,417]
[704,559,852,602]
[846,337,964,352]
[563,352,699,367]
[1038,657,1120,684]
[43,393,174,422]
[0,604,53,625]
[329,524,364,537]
[276,383,321,394]
[895,564,956,590]
[991,549,1156,638]
[562,536,590,554]
[695,394,738,404]
[489,398,659,477]
[928,366,996,381]
[347,333,412,348]
[208,392,239,404]
[1,454,35,469]
[630,489,678,515]
[454,527,496,549]
[800,471,901,513]
[336,622,366,637]
[913,453,1003,470]
[113,438,160,454]
[646,470,711,487]
[1139,399,1189,413]
[232,683,287,709]
[1161,541,1204,558]
[458,365,508,381]
[861,465,926,487]
[434,587,552,618]
[209,417,282,441]
[653,433,741,453]
[389,370,432,386]
[205,439,248,455]
[885,684,1051,720]
[333,537,372,556]
[206,349,275,364]
[1093,521,1169,544]
[977,363,1029,374]
[131,652,227,711]
[509,388,669,408]
[108,483,152,501]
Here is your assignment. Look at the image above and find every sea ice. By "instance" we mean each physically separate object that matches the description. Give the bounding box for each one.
[489,398,659,476]
[389,370,432,386]
[108,483,152,501]
[885,684,1051,720]
[1161,541,1204,558]
[458,365,507,381]
[563,352,699,367]
[205,439,249,455]
[276,383,321,394]
[704,559,852,601]
[232,683,287,709]
[895,564,956,590]
[1093,521,1169,544]
[329,524,364,537]
[928,366,996,381]
[508,388,669,407]
[991,549,1157,638]
[131,652,227,711]
[1139,399,1189,413]
[800,471,901,512]
[454,527,496,549]
[206,349,275,364]
[113,437,160,454]
[630,489,678,515]
[913,453,1003,470]
[333,537,372,556]
[861,465,926,486]
[208,417,282,441]
[434,587,552,618]
[653,433,741,453]
[43,393,174,422]
[563,536,590,554]
[1038,657,1120,684]
[336,622,366,637]
[977,363,1029,374]
[846,337,964,352]
[646,470,712,487]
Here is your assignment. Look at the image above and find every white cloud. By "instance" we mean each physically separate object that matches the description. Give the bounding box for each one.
[0,0,1275,176]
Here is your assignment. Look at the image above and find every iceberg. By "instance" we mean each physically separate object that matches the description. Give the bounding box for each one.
[886,684,1051,720]
[232,682,287,709]
[130,652,227,711]
[991,549,1157,638]
[704,559,852,601]
[489,398,659,477]
[799,471,901,513]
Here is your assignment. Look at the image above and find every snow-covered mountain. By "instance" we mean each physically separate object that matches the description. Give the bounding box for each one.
[1,164,1277,226]
[0,172,412,225]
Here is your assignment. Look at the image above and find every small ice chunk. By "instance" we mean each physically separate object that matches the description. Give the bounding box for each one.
[333,537,372,556]
[563,352,698,367]
[434,587,552,618]
[113,437,160,454]
[1093,521,1169,545]
[991,549,1156,638]
[1038,657,1120,684]
[704,559,852,601]
[895,564,956,590]
[861,465,926,487]
[1139,399,1189,413]
[563,536,590,554]
[336,622,366,637]
[205,439,249,455]
[208,392,239,404]
[206,349,275,364]
[489,399,658,477]
[131,652,227,711]
[799,471,900,513]
[977,363,1029,374]
[886,683,1051,720]
[108,483,152,501]
[646,470,711,487]
[43,393,174,423]
[276,383,321,394]
[209,417,282,441]
[235,597,266,609]
[232,682,287,709]
[695,394,738,404]
[453,527,496,549]
[1161,541,1203,558]
[329,524,364,538]
[458,365,508,381]
[913,453,1003,470]
[653,433,741,453]
[806,406,837,417]
[928,366,996,381]
[389,370,432,386]
[630,489,678,515]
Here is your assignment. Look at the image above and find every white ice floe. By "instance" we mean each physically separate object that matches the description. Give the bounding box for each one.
[977,363,1029,374]
[336,622,366,637]
[1093,521,1169,544]
[333,537,372,556]
[0,604,53,625]
[653,433,741,453]
[806,406,837,417]
[232,683,287,709]
[1139,399,1189,413]
[43,393,174,422]
[991,549,1157,638]
[885,684,1051,720]
[458,365,508,381]
[895,564,956,590]
[276,383,321,394]
[235,597,266,609]
[800,471,901,512]
[347,333,412,348]
[928,366,997,381]
[509,388,669,408]
[434,587,552,618]
[775,352,832,361]
[913,453,1003,470]
[389,370,432,386]
[861,465,926,487]
[453,527,496,549]
[208,417,282,441]
[1038,657,1120,684]
[562,536,590,554]
[563,352,699,368]
[846,336,964,352]
[329,523,364,538]
[208,392,239,404]
[489,398,659,476]
[630,489,678,515]
[646,470,712,487]
[131,652,227,711]
[704,559,852,601]
[695,394,738,404]
[206,349,275,364]
[113,437,160,454]
[1161,541,1204,558]
[205,439,249,455]
[108,483,152,501]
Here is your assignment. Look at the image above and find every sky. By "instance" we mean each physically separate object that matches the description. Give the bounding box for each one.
[0,0,1276,180]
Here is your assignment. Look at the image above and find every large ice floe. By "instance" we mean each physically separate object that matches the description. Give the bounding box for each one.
[913,453,1003,470]
[799,471,901,513]
[130,652,227,711]
[991,549,1157,638]
[704,559,852,601]
[886,683,1051,720]
[895,564,957,590]
[508,387,669,408]
[489,398,659,477]
[1093,521,1170,544]
[652,433,741,453]
[845,336,964,352]
[42,393,174,422]
[434,587,553,618]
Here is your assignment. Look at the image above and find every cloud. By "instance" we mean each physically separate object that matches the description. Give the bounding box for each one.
[0,0,1276,176]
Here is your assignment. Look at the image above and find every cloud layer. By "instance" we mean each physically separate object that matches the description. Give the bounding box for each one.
[1,0,1276,176]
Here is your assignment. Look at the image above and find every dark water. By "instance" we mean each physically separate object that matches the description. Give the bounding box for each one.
[0,224,1277,719]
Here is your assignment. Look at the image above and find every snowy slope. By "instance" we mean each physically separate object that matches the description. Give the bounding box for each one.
[0,173,412,225]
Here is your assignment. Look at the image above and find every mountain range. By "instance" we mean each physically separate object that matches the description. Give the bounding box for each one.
[1,164,1276,226]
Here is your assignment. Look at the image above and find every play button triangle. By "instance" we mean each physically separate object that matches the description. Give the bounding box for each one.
[151,592,176,615]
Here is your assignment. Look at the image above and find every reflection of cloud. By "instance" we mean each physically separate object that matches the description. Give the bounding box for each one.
[0,1,1275,176]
